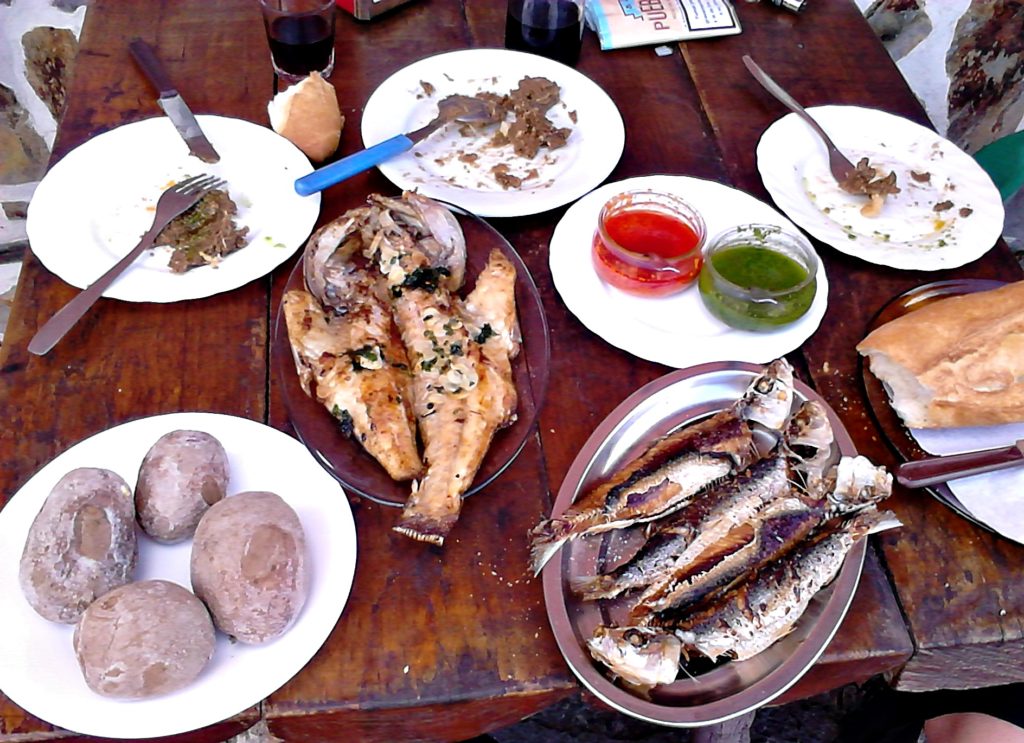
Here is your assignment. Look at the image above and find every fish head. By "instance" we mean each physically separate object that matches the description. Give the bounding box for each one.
[782,400,836,478]
[737,359,795,432]
[826,455,893,513]
[586,626,682,689]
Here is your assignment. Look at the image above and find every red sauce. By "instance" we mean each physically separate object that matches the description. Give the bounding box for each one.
[592,209,703,297]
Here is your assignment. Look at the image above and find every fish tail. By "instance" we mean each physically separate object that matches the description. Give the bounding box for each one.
[569,573,621,600]
[529,517,574,575]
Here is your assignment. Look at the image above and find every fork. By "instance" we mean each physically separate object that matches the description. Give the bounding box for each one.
[28,173,224,356]
[742,55,857,188]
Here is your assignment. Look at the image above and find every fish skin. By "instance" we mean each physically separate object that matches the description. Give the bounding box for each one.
[530,361,797,574]
[573,453,794,602]
[530,410,757,575]
[660,509,902,661]
[633,498,823,620]
[283,288,422,481]
[586,626,682,689]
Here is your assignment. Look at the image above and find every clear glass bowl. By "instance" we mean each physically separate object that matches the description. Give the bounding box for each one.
[697,223,818,331]
[591,190,707,297]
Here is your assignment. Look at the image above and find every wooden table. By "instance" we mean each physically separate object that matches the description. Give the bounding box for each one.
[1,0,1020,740]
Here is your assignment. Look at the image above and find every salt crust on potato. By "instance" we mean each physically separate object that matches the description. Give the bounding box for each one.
[19,467,137,624]
[190,491,308,644]
[135,429,229,543]
[73,579,215,699]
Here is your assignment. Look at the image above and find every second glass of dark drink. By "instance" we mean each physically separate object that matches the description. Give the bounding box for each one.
[505,0,584,67]
[259,0,336,85]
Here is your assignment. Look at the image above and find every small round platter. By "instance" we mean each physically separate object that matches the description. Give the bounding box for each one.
[0,412,356,739]
[548,174,829,369]
[272,203,551,506]
[541,362,864,727]
[860,279,1005,533]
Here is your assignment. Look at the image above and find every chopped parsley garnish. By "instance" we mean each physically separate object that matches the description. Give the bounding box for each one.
[474,324,495,344]
[331,406,354,437]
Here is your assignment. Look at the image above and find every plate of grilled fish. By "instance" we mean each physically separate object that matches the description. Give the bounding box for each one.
[273,192,550,547]
[534,359,899,726]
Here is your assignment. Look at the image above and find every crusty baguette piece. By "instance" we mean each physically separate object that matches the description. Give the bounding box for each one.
[857,280,1024,428]
[268,71,343,162]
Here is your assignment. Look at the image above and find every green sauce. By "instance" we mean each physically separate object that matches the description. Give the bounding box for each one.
[698,245,816,331]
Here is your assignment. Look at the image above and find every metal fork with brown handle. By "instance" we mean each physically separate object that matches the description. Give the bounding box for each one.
[28,174,224,356]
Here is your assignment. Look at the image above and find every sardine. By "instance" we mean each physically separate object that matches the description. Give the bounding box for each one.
[630,452,891,619]
[586,626,682,689]
[529,361,796,574]
[657,508,902,661]
[572,453,796,602]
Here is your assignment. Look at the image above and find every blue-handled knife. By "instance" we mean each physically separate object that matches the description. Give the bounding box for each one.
[294,94,494,197]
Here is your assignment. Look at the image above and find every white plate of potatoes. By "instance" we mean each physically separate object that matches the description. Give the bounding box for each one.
[0,412,357,739]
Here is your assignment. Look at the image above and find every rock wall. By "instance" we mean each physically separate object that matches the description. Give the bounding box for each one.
[855,0,1024,153]
[0,0,86,251]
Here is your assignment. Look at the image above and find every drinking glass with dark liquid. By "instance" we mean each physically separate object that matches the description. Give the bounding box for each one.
[259,0,336,84]
[505,0,584,67]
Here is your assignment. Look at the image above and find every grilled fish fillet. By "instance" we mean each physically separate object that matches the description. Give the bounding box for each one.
[283,288,422,481]
[388,250,520,546]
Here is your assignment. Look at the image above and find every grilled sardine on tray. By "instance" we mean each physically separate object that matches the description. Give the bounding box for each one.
[532,360,902,692]
[286,192,520,546]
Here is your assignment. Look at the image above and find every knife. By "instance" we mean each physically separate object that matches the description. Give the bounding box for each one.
[897,440,1024,488]
[129,38,220,163]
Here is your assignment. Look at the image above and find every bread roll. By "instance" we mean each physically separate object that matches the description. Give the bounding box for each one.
[857,280,1024,428]
[268,71,344,162]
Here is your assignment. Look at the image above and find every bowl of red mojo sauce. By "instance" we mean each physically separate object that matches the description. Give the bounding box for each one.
[591,190,707,297]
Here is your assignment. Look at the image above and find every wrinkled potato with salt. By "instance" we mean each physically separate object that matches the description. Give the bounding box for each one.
[19,467,137,623]
[135,430,229,543]
[73,579,215,698]
[190,491,308,644]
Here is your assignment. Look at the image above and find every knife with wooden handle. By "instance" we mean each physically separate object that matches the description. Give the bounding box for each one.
[129,38,220,163]
[897,440,1024,488]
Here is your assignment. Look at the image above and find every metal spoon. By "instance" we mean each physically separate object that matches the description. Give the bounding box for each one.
[294,95,496,196]
[742,55,857,188]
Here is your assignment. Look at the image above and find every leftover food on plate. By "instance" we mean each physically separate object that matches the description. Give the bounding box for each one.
[417,76,574,190]
[285,191,521,546]
[73,579,215,699]
[858,279,1024,428]
[156,188,250,273]
[838,157,900,217]
[532,359,898,691]
[268,71,344,162]
[19,468,138,624]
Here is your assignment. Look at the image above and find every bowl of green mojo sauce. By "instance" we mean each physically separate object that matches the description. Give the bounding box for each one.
[697,223,818,332]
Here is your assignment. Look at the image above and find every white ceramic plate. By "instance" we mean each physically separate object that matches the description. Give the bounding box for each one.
[757,105,1004,270]
[27,116,321,302]
[548,175,829,368]
[0,413,356,739]
[360,48,624,217]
